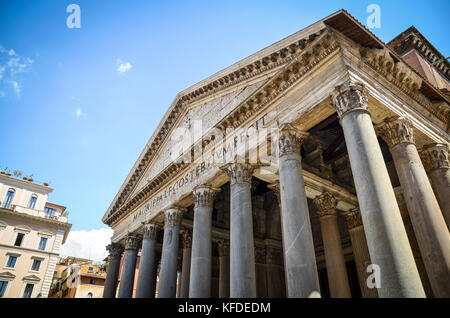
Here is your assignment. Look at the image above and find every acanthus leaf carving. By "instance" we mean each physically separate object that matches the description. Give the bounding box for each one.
[106,242,124,257]
[313,192,337,217]
[420,143,450,172]
[277,123,309,157]
[331,81,369,119]
[342,207,363,229]
[193,184,219,208]
[143,223,159,240]
[164,206,184,227]
[375,116,415,148]
[124,234,140,251]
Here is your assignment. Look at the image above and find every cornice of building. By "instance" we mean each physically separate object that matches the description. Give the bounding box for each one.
[103,9,450,227]
[388,26,450,81]
[0,173,53,194]
[0,207,72,230]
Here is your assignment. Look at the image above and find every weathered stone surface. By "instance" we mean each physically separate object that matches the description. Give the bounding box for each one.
[314,192,351,298]
[158,207,183,298]
[376,117,450,297]
[189,185,218,298]
[179,230,192,298]
[420,143,450,229]
[332,82,425,298]
[118,235,140,298]
[223,163,257,298]
[342,208,378,298]
[136,224,159,298]
[278,124,320,298]
[103,243,123,298]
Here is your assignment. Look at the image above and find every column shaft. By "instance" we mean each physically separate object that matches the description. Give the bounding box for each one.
[222,163,257,298]
[314,192,351,298]
[118,235,139,298]
[217,240,230,298]
[179,231,192,298]
[135,224,158,298]
[420,143,450,229]
[277,124,320,298]
[158,207,183,298]
[189,185,217,297]
[343,208,378,298]
[376,117,450,297]
[103,243,123,298]
[332,81,425,298]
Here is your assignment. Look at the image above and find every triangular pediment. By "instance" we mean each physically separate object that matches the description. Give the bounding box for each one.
[129,77,272,199]
[102,14,334,224]
[103,9,449,226]
[0,271,16,280]
[22,274,41,282]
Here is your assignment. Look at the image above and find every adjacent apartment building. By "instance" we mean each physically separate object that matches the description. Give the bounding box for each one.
[49,257,107,298]
[0,171,71,298]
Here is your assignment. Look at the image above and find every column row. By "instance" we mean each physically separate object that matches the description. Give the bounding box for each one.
[103,81,449,298]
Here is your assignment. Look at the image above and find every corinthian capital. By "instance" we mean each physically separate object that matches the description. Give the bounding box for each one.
[342,207,363,229]
[143,223,159,240]
[221,163,254,185]
[124,234,140,251]
[164,206,184,227]
[217,239,230,257]
[313,192,337,217]
[106,242,123,257]
[420,143,450,172]
[193,184,219,208]
[375,116,415,148]
[331,81,369,119]
[181,230,192,248]
[277,123,309,157]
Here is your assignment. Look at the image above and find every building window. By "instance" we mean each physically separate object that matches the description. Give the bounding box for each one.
[6,256,17,268]
[31,259,41,271]
[0,281,8,297]
[90,279,95,285]
[87,292,93,298]
[38,237,48,250]
[2,188,15,209]
[28,194,38,209]
[22,283,34,298]
[44,207,56,218]
[14,233,25,246]
[88,266,93,272]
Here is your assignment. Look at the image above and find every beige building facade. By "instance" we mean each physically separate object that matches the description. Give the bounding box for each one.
[49,257,107,298]
[102,10,450,298]
[0,172,71,298]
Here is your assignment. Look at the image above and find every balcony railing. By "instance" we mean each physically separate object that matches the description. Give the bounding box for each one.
[7,204,68,223]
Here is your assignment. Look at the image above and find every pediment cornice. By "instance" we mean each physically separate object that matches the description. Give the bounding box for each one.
[104,30,331,223]
[105,28,340,226]
[359,46,449,122]
[104,10,450,226]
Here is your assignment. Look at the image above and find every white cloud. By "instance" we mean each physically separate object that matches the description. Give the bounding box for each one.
[60,228,113,263]
[0,44,33,98]
[75,107,83,117]
[9,80,20,96]
[116,58,132,74]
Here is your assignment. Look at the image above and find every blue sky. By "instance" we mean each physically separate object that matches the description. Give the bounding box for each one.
[1,0,449,236]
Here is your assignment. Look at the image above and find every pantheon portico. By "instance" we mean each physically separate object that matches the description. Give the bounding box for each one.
[101,10,450,298]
